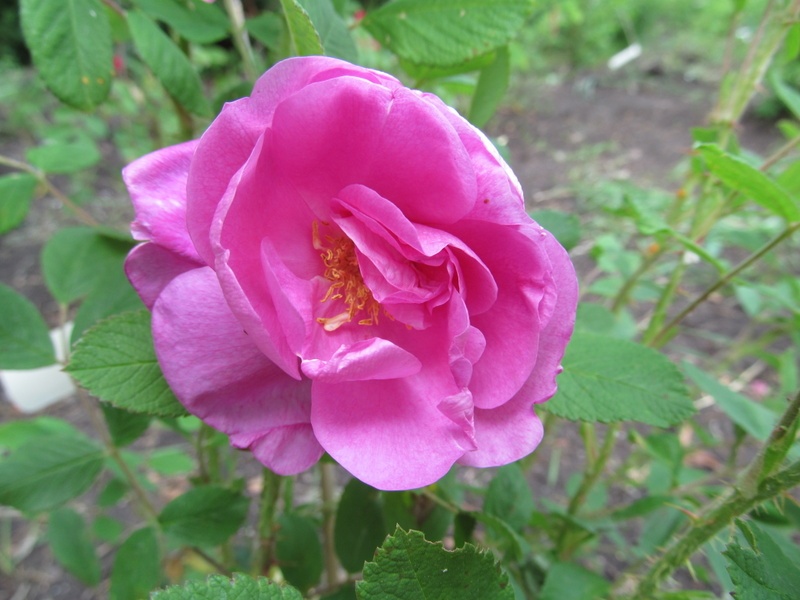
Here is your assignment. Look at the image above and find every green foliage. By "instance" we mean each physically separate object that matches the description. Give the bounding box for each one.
[19,0,112,110]
[539,562,611,600]
[0,433,104,513]
[724,521,800,600]
[67,310,188,418]
[26,134,100,174]
[357,528,514,599]
[47,508,102,586]
[152,574,303,599]
[335,478,388,573]
[131,0,230,45]
[362,0,532,68]
[484,464,535,532]
[110,527,162,600]
[127,9,211,116]
[682,362,777,441]
[275,513,324,592]
[697,144,800,222]
[545,332,696,426]
[159,486,249,547]
[530,209,582,252]
[280,0,324,56]
[0,173,36,233]
[469,46,510,127]
[0,283,56,368]
[41,227,133,305]
[299,0,358,62]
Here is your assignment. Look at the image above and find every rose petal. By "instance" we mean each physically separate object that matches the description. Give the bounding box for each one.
[123,140,200,262]
[187,57,402,264]
[311,376,470,490]
[152,267,323,474]
[458,233,577,467]
[455,222,557,409]
[301,337,422,382]
[125,243,202,309]
[271,77,476,226]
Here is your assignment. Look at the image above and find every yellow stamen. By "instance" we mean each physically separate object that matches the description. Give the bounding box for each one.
[313,222,381,331]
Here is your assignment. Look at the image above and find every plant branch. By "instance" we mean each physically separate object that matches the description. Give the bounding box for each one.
[650,221,800,346]
[223,0,259,82]
[0,154,99,227]
[623,389,800,598]
[252,468,282,576]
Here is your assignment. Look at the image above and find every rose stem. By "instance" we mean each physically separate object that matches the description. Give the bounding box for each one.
[621,389,800,598]
[252,468,282,576]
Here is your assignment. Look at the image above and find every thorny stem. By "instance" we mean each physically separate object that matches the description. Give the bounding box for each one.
[650,222,800,347]
[223,0,259,82]
[0,154,99,227]
[321,463,341,587]
[252,468,283,576]
[625,390,800,598]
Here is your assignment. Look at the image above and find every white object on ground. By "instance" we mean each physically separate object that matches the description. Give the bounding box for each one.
[0,322,75,413]
[608,43,642,71]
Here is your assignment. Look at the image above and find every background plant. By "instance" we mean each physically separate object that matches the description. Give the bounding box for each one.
[1,0,799,599]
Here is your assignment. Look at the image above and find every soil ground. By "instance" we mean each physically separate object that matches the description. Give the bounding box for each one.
[0,67,785,599]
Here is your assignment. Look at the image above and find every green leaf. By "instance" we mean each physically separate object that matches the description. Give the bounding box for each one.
[280,0,324,56]
[682,362,776,441]
[0,417,80,452]
[469,45,509,128]
[159,485,249,547]
[0,434,104,513]
[98,478,129,507]
[93,515,124,543]
[26,136,101,174]
[769,70,800,121]
[362,0,531,68]
[299,0,357,61]
[71,266,143,342]
[357,528,514,599]
[151,573,303,599]
[48,508,101,586]
[148,447,195,475]
[697,144,800,222]
[275,513,324,592]
[66,310,188,418]
[381,490,452,542]
[0,284,56,369]
[41,227,133,305]
[20,0,113,110]
[484,464,534,532]
[574,302,636,340]
[724,521,800,600]
[545,332,696,426]
[400,51,496,81]
[539,562,610,600]
[110,527,161,600]
[530,209,582,252]
[127,9,211,116]
[131,0,230,44]
[247,12,285,49]
[335,478,388,573]
[0,174,37,233]
[101,403,151,447]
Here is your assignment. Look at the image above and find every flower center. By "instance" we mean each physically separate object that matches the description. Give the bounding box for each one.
[313,221,381,331]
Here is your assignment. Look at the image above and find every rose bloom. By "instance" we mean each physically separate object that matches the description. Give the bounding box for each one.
[124,57,577,490]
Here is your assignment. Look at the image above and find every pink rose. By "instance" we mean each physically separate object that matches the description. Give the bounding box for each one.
[124,57,577,490]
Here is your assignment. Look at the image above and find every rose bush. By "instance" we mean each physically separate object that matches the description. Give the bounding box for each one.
[124,56,578,490]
